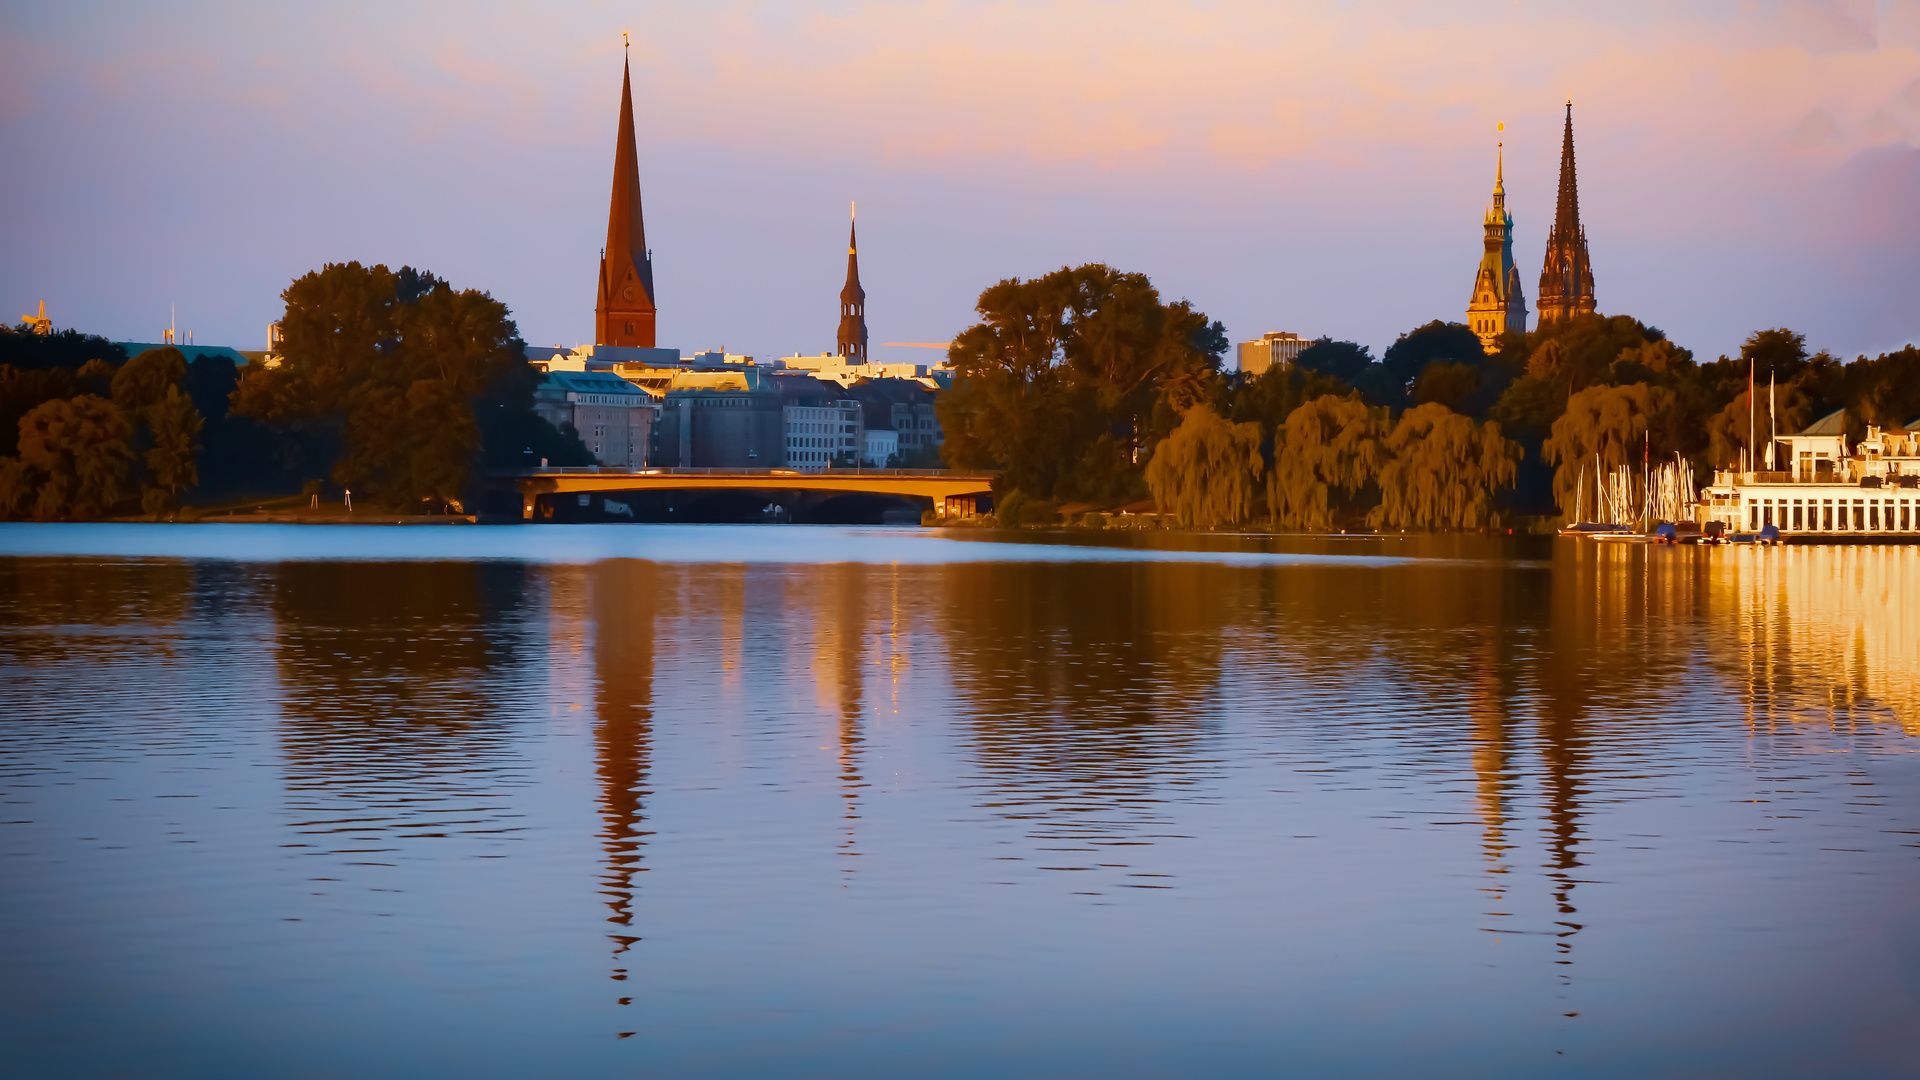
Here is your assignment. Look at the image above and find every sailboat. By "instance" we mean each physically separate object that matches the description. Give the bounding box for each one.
[1559,454,1634,536]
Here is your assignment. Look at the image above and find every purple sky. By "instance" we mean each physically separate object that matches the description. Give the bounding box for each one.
[4,1,1917,366]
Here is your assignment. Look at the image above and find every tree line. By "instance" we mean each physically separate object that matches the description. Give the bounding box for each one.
[0,262,590,520]
[936,263,1920,530]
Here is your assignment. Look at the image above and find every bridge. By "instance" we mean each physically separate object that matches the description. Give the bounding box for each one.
[496,467,997,524]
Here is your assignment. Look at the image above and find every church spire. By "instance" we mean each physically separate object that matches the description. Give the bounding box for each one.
[595,44,657,348]
[837,202,867,362]
[1466,130,1526,350]
[1536,98,1595,325]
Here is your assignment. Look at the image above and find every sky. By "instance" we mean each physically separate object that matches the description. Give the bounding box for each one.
[3,0,1917,367]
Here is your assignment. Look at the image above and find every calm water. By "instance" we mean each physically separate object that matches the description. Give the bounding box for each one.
[2,525,1916,1078]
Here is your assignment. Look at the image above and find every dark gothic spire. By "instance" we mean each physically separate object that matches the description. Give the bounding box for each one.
[1551,101,1580,243]
[1536,98,1596,325]
[595,48,657,348]
[837,203,867,362]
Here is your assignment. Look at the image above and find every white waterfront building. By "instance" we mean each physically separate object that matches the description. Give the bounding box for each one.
[1700,410,1920,538]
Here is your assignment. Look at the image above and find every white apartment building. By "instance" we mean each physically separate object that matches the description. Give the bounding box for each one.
[1238,332,1310,376]
[784,399,864,471]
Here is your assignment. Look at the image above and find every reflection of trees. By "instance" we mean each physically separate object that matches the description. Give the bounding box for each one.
[268,562,533,851]
[586,560,659,978]
[938,562,1233,862]
[0,557,192,658]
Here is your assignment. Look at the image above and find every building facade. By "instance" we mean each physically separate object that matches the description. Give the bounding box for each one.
[1237,332,1308,376]
[772,372,864,470]
[1537,101,1596,325]
[652,368,784,467]
[846,378,944,466]
[1465,146,1528,349]
[533,370,657,468]
[1700,410,1920,537]
[594,52,658,349]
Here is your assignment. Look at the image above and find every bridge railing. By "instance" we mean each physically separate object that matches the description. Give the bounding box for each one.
[508,466,997,480]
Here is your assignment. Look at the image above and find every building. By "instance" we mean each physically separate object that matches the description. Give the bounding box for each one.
[528,344,683,372]
[114,341,252,367]
[653,367,784,467]
[1537,100,1596,326]
[780,353,950,387]
[837,205,868,363]
[1465,143,1528,349]
[595,49,658,349]
[1237,332,1308,376]
[863,427,899,468]
[845,377,944,466]
[533,370,658,468]
[772,372,864,470]
[20,301,51,335]
[1699,410,1920,537]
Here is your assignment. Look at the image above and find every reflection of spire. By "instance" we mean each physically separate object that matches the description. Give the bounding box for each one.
[1466,635,1515,916]
[1538,696,1587,981]
[589,561,657,988]
[815,565,869,870]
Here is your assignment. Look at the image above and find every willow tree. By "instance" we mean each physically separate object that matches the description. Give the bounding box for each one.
[1145,404,1263,529]
[1267,394,1387,530]
[1541,383,1673,518]
[1370,403,1519,530]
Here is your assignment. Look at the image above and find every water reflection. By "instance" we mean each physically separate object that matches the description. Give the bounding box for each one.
[265,562,536,860]
[1715,546,1918,733]
[4,533,1916,1077]
[583,560,658,980]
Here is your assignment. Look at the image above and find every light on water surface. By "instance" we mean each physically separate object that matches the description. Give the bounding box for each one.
[1,527,1916,1078]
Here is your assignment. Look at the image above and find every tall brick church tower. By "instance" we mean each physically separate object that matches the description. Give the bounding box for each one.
[595,46,657,348]
[1536,100,1596,325]
[836,204,868,362]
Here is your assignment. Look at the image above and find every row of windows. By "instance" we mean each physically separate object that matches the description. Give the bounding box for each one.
[1750,497,1917,532]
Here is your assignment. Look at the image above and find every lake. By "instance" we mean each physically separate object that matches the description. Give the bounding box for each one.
[2,525,1916,1078]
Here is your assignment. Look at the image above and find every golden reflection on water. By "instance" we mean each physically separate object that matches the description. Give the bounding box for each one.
[1717,545,1918,734]
[216,543,1918,1016]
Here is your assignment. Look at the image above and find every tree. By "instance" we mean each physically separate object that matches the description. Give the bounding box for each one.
[1145,404,1263,529]
[235,262,540,508]
[0,325,126,373]
[1293,338,1374,384]
[938,264,1225,505]
[111,348,205,515]
[9,395,134,519]
[1369,403,1519,530]
[1382,320,1485,385]
[142,385,203,514]
[1267,394,1387,530]
[1541,383,1672,518]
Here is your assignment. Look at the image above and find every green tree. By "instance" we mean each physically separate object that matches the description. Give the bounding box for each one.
[235,262,536,508]
[938,264,1225,505]
[1292,338,1373,384]
[1267,394,1387,530]
[1145,404,1264,529]
[1382,320,1485,385]
[1369,403,1519,530]
[9,395,134,519]
[142,385,203,514]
